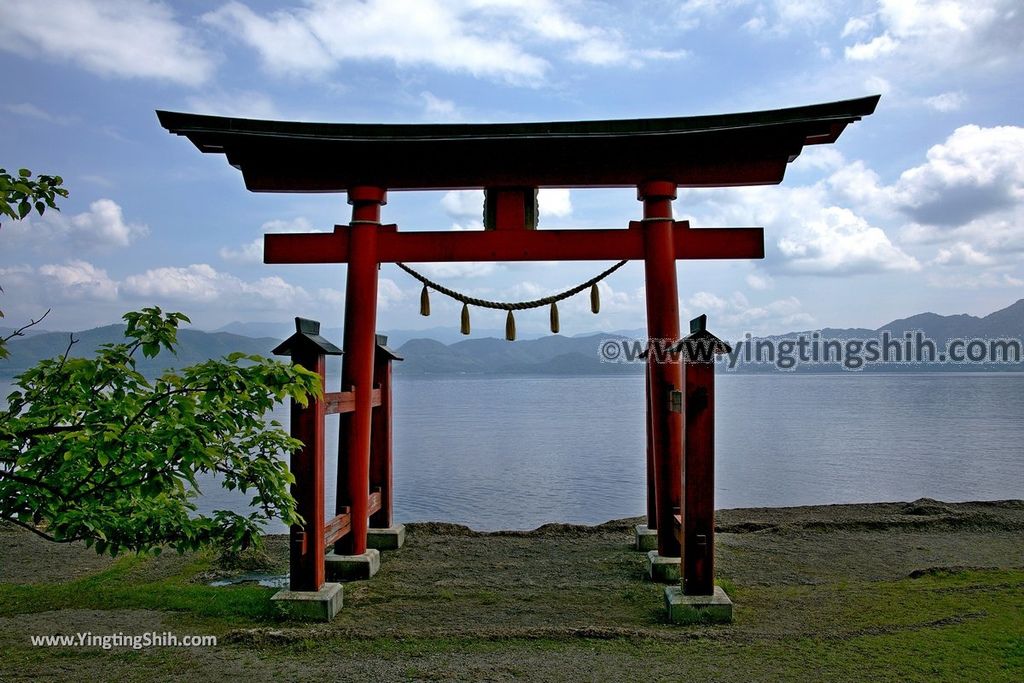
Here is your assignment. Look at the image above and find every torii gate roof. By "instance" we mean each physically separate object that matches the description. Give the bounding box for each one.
[156,95,879,193]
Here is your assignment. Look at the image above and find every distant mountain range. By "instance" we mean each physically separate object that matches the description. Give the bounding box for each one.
[0,326,284,379]
[2,300,1021,378]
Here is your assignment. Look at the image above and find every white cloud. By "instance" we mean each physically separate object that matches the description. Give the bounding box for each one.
[220,217,321,264]
[441,190,484,219]
[37,260,119,301]
[0,0,214,86]
[219,239,264,264]
[570,38,629,66]
[677,0,736,30]
[777,206,921,275]
[793,147,846,172]
[5,199,148,252]
[845,32,898,60]
[742,16,767,34]
[930,242,995,266]
[2,103,75,125]
[863,74,893,96]
[685,290,813,335]
[893,125,1024,233]
[318,288,345,306]
[538,189,572,219]
[924,91,967,112]
[842,0,1024,74]
[203,0,682,85]
[70,200,148,247]
[927,271,1024,288]
[1,261,120,322]
[685,182,919,276]
[204,0,548,84]
[317,278,404,311]
[441,189,571,223]
[186,90,279,119]
[841,15,875,38]
[377,278,405,309]
[418,262,499,279]
[421,91,458,120]
[124,264,309,309]
[746,272,774,290]
[677,0,832,36]
[826,160,892,210]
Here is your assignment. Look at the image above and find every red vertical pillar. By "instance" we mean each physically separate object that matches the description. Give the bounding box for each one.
[683,360,715,595]
[639,180,683,558]
[336,186,385,555]
[369,349,393,528]
[289,351,326,591]
[645,363,657,528]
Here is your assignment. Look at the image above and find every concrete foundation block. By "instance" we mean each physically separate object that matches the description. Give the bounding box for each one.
[664,585,733,624]
[271,583,343,621]
[367,524,406,550]
[325,549,380,581]
[634,524,658,552]
[645,550,681,583]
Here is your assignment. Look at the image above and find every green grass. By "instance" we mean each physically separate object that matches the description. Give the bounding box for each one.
[0,548,1021,681]
[0,553,281,624]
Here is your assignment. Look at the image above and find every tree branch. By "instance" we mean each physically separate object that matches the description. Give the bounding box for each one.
[0,308,50,346]
[2,516,77,544]
[0,468,66,497]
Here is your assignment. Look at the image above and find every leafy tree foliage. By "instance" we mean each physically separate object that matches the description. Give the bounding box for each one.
[0,307,321,555]
[1,167,68,358]
[0,167,67,224]
[1,169,320,555]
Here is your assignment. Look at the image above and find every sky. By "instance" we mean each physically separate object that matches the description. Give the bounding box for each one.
[1,0,1022,341]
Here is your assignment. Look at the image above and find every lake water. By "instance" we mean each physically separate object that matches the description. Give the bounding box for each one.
[5,374,1023,532]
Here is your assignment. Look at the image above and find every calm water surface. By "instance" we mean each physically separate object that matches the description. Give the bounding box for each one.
[6,374,1022,531]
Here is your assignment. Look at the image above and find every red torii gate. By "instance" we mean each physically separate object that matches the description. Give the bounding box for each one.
[158,95,878,622]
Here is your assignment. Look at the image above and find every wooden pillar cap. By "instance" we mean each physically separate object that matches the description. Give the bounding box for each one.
[636,180,677,202]
[347,186,388,205]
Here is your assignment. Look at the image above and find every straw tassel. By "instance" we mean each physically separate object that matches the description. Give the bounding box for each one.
[419,285,431,316]
[549,301,560,334]
[460,303,471,335]
[590,283,600,314]
[505,310,517,341]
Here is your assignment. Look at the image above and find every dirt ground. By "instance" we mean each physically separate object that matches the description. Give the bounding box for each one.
[1,498,1022,682]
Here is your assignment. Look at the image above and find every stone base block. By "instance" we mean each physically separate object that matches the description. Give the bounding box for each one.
[271,583,343,621]
[645,550,680,583]
[325,549,380,581]
[634,524,658,552]
[367,524,406,550]
[664,585,733,624]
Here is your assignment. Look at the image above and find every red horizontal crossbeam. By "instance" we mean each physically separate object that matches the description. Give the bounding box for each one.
[264,222,764,264]
[324,512,351,546]
[320,491,383,546]
[324,388,382,415]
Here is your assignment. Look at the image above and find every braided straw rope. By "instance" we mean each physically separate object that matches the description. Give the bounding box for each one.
[395,260,628,311]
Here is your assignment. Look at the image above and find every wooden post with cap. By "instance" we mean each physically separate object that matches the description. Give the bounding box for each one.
[370,334,403,531]
[272,317,343,592]
[676,314,731,596]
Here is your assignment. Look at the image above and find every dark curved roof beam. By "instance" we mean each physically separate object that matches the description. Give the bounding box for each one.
[156,95,879,193]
